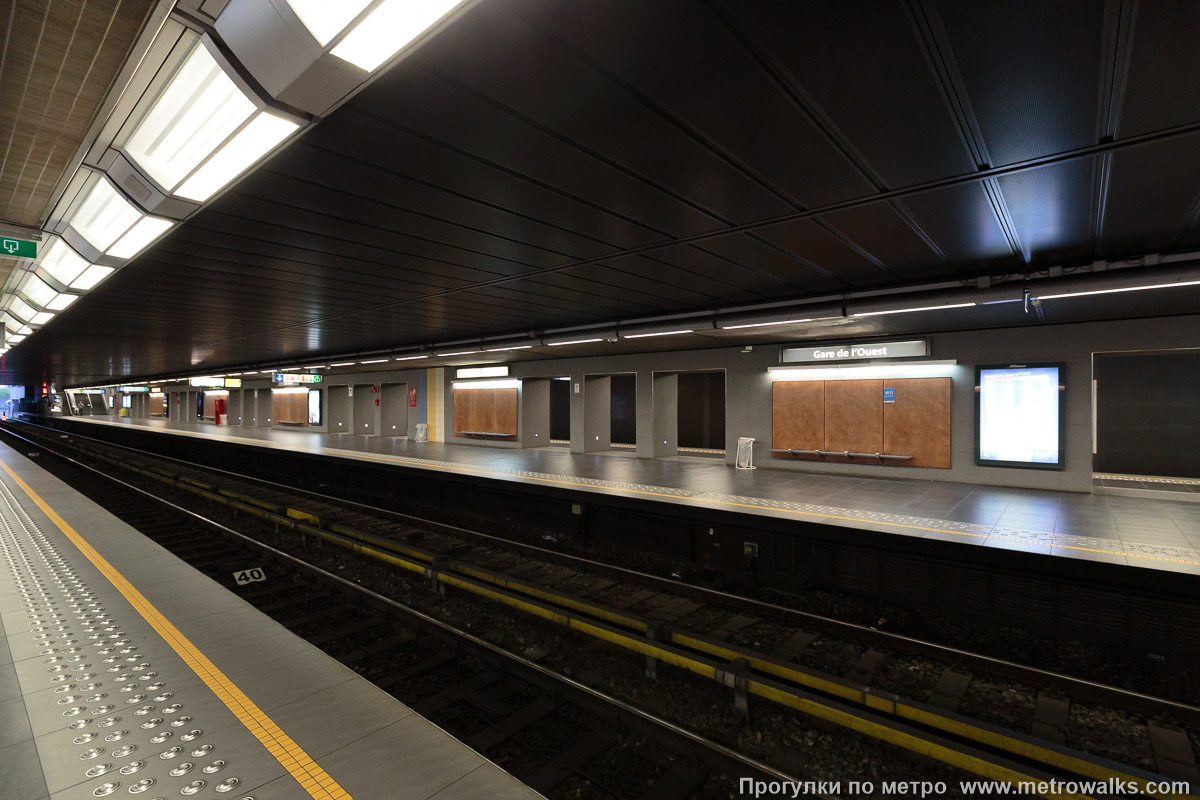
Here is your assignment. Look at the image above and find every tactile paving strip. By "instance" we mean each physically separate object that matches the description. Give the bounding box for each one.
[0,478,244,800]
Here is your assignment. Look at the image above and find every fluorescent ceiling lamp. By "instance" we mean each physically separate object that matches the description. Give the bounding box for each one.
[623,329,693,339]
[453,379,520,390]
[435,350,477,357]
[332,0,464,72]
[38,239,90,286]
[720,318,814,330]
[18,325,33,335]
[124,40,256,191]
[30,312,55,325]
[359,358,389,364]
[106,216,173,258]
[329,362,356,367]
[20,274,57,308]
[457,366,508,379]
[69,178,142,252]
[768,361,959,381]
[70,265,115,290]
[853,303,975,317]
[286,0,374,45]
[278,367,301,371]
[546,338,603,346]
[7,297,36,322]
[7,335,25,343]
[394,354,429,361]
[176,112,300,201]
[485,345,532,352]
[47,293,79,311]
[1039,280,1200,300]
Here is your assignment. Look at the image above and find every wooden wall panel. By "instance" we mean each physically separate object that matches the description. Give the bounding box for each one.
[477,389,497,433]
[150,395,165,416]
[771,382,824,454]
[494,388,518,435]
[824,380,883,455]
[884,378,951,468]
[202,393,217,419]
[272,392,308,425]
[453,388,474,434]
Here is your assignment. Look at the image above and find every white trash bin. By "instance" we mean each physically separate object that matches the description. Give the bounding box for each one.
[414,423,429,442]
[735,437,756,469]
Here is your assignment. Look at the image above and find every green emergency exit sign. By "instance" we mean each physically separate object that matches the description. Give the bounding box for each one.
[0,238,36,259]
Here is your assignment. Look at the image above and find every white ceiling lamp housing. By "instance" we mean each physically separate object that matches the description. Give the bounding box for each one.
[36,238,91,287]
[286,0,374,45]
[852,302,975,317]
[30,311,56,326]
[106,216,175,259]
[331,0,468,72]
[175,113,299,202]
[124,38,257,192]
[70,265,116,291]
[17,274,58,309]
[65,175,174,259]
[46,294,79,311]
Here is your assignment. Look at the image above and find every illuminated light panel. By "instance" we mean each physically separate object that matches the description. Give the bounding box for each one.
[546,338,603,346]
[331,0,465,72]
[7,335,25,343]
[7,297,36,322]
[453,379,520,390]
[47,294,79,311]
[484,345,532,352]
[69,265,115,290]
[125,40,256,191]
[20,274,57,308]
[285,0,373,45]
[359,358,389,364]
[38,239,90,285]
[30,312,55,325]
[106,216,174,258]
[435,351,476,357]
[768,361,959,381]
[457,366,508,379]
[69,178,141,252]
[18,325,32,335]
[328,362,356,367]
[720,318,815,330]
[394,355,429,361]
[852,303,975,317]
[1039,280,1200,299]
[623,329,693,339]
[176,112,300,201]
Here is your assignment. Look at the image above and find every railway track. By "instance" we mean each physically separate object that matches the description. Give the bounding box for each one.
[6,420,1199,798]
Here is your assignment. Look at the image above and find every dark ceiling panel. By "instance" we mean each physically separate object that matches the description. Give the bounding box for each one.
[356,67,729,239]
[995,158,1096,265]
[591,254,767,306]
[1118,2,1200,138]
[647,244,796,299]
[691,233,849,295]
[817,204,951,283]
[727,0,975,189]
[934,0,1104,166]
[753,219,900,289]
[418,0,802,222]
[896,183,1020,273]
[515,0,876,208]
[1100,135,1200,256]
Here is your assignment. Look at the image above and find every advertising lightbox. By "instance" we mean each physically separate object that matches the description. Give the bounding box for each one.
[975,363,1065,469]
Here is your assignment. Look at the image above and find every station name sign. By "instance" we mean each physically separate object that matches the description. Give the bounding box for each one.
[189,376,226,388]
[118,386,150,393]
[224,378,242,388]
[273,372,322,384]
[781,339,928,364]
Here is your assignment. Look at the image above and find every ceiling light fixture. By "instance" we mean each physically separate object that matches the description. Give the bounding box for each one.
[286,0,374,45]
[175,113,299,202]
[546,338,603,346]
[359,358,389,364]
[435,350,477,357]
[394,354,429,361]
[331,0,466,72]
[37,238,90,286]
[1038,280,1200,300]
[719,318,815,330]
[484,344,532,352]
[623,329,694,339]
[47,294,79,311]
[329,362,356,367]
[852,303,976,317]
[69,265,115,291]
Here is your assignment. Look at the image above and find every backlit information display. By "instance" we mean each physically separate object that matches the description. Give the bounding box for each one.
[976,364,1064,469]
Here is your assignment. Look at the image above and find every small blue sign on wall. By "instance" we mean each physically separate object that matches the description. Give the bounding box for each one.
[883,387,896,403]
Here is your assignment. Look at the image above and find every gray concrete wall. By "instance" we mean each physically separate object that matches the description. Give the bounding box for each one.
[652,372,678,458]
[521,379,550,447]
[583,375,611,452]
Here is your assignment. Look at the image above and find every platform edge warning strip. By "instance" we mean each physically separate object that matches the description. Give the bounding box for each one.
[0,459,354,800]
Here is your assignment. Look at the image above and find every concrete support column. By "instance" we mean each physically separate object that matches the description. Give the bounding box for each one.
[582,375,611,453]
[569,375,586,453]
[521,379,550,447]
[652,372,678,458]
[635,370,654,459]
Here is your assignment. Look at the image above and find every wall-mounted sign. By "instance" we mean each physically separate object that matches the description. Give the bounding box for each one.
[149,387,161,393]
[189,376,225,387]
[781,339,928,364]
[273,372,322,384]
[80,389,106,395]
[0,237,36,259]
[883,387,896,403]
[119,386,150,393]
[224,378,242,388]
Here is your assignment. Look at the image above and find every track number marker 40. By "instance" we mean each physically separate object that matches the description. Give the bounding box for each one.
[234,568,267,584]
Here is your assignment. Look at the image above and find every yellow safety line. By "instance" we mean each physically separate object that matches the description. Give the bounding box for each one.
[0,460,353,800]
[68,419,1200,568]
